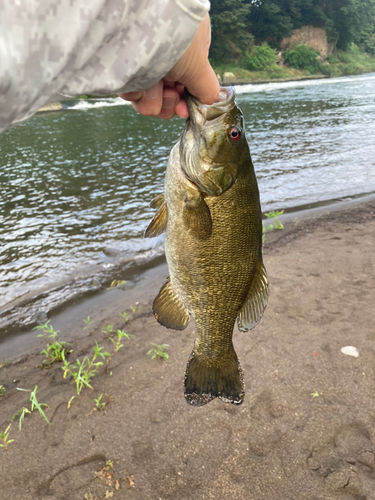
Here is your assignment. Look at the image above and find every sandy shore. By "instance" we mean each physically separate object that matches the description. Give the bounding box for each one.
[1,199,375,500]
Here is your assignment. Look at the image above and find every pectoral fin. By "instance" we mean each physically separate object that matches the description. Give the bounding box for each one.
[153,279,189,330]
[183,191,212,240]
[144,202,168,238]
[237,261,269,331]
[150,193,165,209]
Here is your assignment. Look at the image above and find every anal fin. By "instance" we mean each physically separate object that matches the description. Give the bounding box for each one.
[237,261,269,331]
[153,279,189,330]
[144,202,168,238]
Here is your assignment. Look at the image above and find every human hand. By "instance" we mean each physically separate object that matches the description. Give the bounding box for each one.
[118,13,220,119]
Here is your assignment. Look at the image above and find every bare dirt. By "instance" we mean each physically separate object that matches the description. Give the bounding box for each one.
[1,200,375,500]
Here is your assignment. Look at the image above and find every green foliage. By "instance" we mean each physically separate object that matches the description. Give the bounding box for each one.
[284,44,323,73]
[265,210,284,231]
[13,386,50,429]
[62,342,107,397]
[105,330,130,373]
[147,344,169,360]
[0,424,14,450]
[210,0,253,63]
[94,394,106,411]
[83,316,94,330]
[245,43,277,71]
[34,321,72,367]
[0,385,5,396]
[211,0,375,64]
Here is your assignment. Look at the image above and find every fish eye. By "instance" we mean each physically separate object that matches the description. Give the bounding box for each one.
[229,127,241,142]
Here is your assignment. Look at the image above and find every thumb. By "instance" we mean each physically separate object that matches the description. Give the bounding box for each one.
[184,61,220,105]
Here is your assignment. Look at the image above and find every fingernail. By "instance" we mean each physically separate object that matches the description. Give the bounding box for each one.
[145,86,159,100]
[162,95,178,110]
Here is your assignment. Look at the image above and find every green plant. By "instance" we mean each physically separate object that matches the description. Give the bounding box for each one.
[284,44,323,74]
[94,394,106,411]
[102,324,114,336]
[108,279,126,289]
[265,210,284,230]
[62,342,106,397]
[34,321,72,367]
[245,43,277,71]
[83,316,94,330]
[105,330,130,373]
[13,386,50,429]
[0,424,14,450]
[0,385,5,396]
[120,311,132,323]
[147,343,169,360]
[311,389,319,398]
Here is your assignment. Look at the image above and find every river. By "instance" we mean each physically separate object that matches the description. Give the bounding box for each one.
[1,73,375,338]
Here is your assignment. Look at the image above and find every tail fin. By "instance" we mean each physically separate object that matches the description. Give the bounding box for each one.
[184,347,244,406]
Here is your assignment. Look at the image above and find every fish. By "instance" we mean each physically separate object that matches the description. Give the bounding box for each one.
[145,87,269,406]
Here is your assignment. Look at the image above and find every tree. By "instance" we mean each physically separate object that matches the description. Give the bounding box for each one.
[210,0,253,63]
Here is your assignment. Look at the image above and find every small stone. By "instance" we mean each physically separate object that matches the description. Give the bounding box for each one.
[341,346,359,357]
[31,311,48,324]
[118,281,135,291]
[89,278,101,287]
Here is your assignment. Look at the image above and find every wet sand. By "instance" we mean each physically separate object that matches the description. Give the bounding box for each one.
[1,199,375,500]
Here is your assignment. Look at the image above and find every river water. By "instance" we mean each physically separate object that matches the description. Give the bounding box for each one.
[1,73,375,336]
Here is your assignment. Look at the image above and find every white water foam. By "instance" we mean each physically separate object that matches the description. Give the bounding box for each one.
[235,73,375,95]
[66,97,131,111]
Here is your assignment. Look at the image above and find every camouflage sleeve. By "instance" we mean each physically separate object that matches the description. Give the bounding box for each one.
[0,0,210,132]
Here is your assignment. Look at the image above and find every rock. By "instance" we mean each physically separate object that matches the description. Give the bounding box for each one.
[341,346,359,358]
[103,247,121,257]
[216,74,222,83]
[118,281,136,291]
[31,311,48,324]
[89,278,101,288]
[222,72,236,85]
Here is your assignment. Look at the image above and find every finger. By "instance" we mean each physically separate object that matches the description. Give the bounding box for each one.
[184,62,220,105]
[157,86,179,120]
[131,81,164,116]
[175,98,189,119]
[118,91,144,102]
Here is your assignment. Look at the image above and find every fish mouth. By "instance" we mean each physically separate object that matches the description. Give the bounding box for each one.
[186,87,236,123]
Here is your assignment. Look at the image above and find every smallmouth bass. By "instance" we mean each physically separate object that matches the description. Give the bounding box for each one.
[145,87,269,406]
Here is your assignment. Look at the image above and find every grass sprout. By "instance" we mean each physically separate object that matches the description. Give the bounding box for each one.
[62,342,106,397]
[265,210,284,230]
[147,343,169,360]
[94,394,106,411]
[83,316,94,330]
[34,321,72,367]
[105,330,130,373]
[13,385,50,429]
[0,424,14,450]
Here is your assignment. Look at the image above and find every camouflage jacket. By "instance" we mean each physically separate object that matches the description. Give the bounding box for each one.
[0,0,210,132]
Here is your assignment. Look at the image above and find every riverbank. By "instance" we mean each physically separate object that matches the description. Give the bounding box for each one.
[1,198,375,499]
[214,46,375,85]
